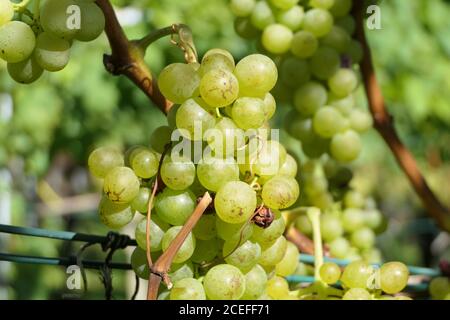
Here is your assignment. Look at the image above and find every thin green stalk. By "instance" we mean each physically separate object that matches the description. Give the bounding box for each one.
[307,207,323,281]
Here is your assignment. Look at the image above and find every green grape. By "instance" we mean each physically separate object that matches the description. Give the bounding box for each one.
[131,187,151,214]
[303,8,333,38]
[275,242,299,277]
[329,237,350,259]
[313,106,345,138]
[0,21,36,63]
[269,0,299,10]
[295,215,313,236]
[276,6,304,31]
[351,227,375,250]
[167,105,180,130]
[150,126,172,153]
[343,190,365,208]
[223,239,261,272]
[40,0,79,40]
[231,97,267,130]
[310,0,335,9]
[328,93,355,115]
[342,208,364,232]
[319,262,341,284]
[347,39,363,63]
[160,156,196,190]
[267,276,289,299]
[169,262,194,283]
[252,212,285,247]
[342,288,372,300]
[278,154,298,177]
[251,1,275,30]
[75,1,105,41]
[98,196,135,229]
[230,0,256,17]
[241,265,267,299]
[330,130,362,163]
[176,98,215,140]
[124,145,146,167]
[234,17,260,39]
[262,92,277,120]
[379,262,409,294]
[245,140,287,177]
[364,209,383,230]
[130,148,159,179]
[193,214,217,240]
[215,181,257,224]
[0,0,14,27]
[349,109,373,133]
[161,226,196,264]
[280,57,310,88]
[291,30,318,58]
[200,69,239,108]
[330,0,352,17]
[158,63,200,103]
[191,238,220,263]
[328,68,358,97]
[258,236,287,267]
[7,57,44,84]
[262,24,293,54]
[216,218,253,242]
[321,214,343,242]
[135,216,167,252]
[362,248,382,264]
[310,46,340,80]
[203,264,246,300]
[262,176,299,210]
[206,117,245,157]
[34,32,71,72]
[429,277,450,299]
[336,15,355,35]
[285,113,312,141]
[103,167,140,204]
[321,25,351,53]
[203,48,235,65]
[197,156,239,192]
[170,278,206,300]
[340,260,374,289]
[293,81,327,116]
[155,188,196,226]
[131,247,149,279]
[200,52,235,76]
[234,54,278,97]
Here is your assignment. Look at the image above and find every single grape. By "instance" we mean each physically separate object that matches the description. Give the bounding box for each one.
[293,81,327,116]
[429,277,450,299]
[280,57,310,88]
[295,215,313,236]
[197,156,239,192]
[130,187,151,214]
[223,239,261,272]
[244,140,287,177]
[75,1,105,41]
[40,0,79,40]
[202,48,235,65]
[340,260,374,289]
[310,46,340,80]
[135,216,168,252]
[200,69,239,108]
[250,1,275,30]
[170,278,206,300]
[278,154,298,177]
[262,92,277,120]
[130,148,159,179]
[155,188,196,226]
[0,21,36,63]
[234,17,260,39]
[131,247,149,279]
[98,196,135,229]
[275,242,299,277]
[269,0,299,10]
[258,236,287,267]
[150,126,172,153]
[336,15,356,35]
[262,175,299,210]
[203,264,246,300]
[291,30,318,58]
[328,93,355,115]
[200,52,235,76]
[329,237,350,259]
[349,109,373,133]
[158,63,200,103]
[266,276,289,299]
[303,8,334,38]
[330,0,352,18]
[343,190,365,208]
[0,0,14,27]
[379,262,409,294]
[169,262,195,283]
[321,25,351,54]
[276,6,304,31]
[330,130,362,163]
[206,117,245,157]
[34,32,71,72]
[103,167,140,204]
[160,156,196,190]
[320,262,341,284]
[176,98,216,141]
[342,288,372,300]
[321,213,344,242]
[241,265,267,299]
[124,145,146,167]
[313,106,345,138]
[262,24,293,54]
[216,218,253,242]
[234,54,278,97]
[161,226,196,264]
[214,181,257,224]
[231,97,267,130]
[252,211,286,247]
[342,208,365,232]
[193,214,217,240]
[328,68,358,97]
[7,57,44,84]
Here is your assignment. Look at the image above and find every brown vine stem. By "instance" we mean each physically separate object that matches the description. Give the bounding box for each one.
[95,0,173,114]
[147,192,212,300]
[353,3,450,232]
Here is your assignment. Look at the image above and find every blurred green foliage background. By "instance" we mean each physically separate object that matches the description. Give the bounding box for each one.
[0,0,449,299]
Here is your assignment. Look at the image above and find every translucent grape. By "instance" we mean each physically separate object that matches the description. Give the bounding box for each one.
[303,8,334,38]
[231,97,267,130]
[197,156,239,192]
[245,140,287,177]
[158,63,200,103]
[342,288,372,300]
[40,0,79,40]
[169,262,194,283]
[295,215,313,236]
[291,30,318,58]
[203,264,246,300]
[262,176,299,210]
[131,187,151,214]
[230,0,256,17]
[103,167,140,204]
[275,242,299,277]
[330,130,362,163]
[206,117,245,157]
[130,148,159,179]
[155,188,196,226]
[234,17,259,39]
[161,226,196,264]
[0,0,14,27]
[340,260,374,289]
[321,25,351,54]
[250,1,275,30]
[135,216,167,252]
[176,98,216,141]
[313,106,345,138]
[328,93,355,115]
[330,0,352,17]
[150,125,172,154]
[124,145,146,167]
[342,208,365,232]
[429,277,450,299]
[202,48,234,65]
[7,57,43,84]
[262,92,277,120]
[131,247,149,279]
[252,211,285,247]
[329,237,350,259]
[170,278,206,300]
[223,239,261,272]
[214,181,257,224]
[191,238,220,263]
[280,57,310,88]
[269,0,299,10]
[258,236,287,267]
[262,24,293,54]
[293,81,327,116]
[321,213,344,242]
[267,276,289,299]
[0,21,36,63]
[216,218,253,242]
[75,1,105,42]
[351,227,376,250]
[319,262,341,284]
[344,190,365,208]
[234,54,278,97]
[160,156,196,190]
[200,69,239,108]
[328,68,358,97]
[98,196,135,229]
[193,214,217,240]
[241,265,267,299]
[310,46,340,80]
[200,52,235,76]
[34,32,71,72]
[349,109,373,133]
[278,154,298,177]
[380,262,409,294]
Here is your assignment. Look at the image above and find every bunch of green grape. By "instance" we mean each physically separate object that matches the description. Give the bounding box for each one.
[88,49,304,300]
[428,277,450,300]
[0,0,105,84]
